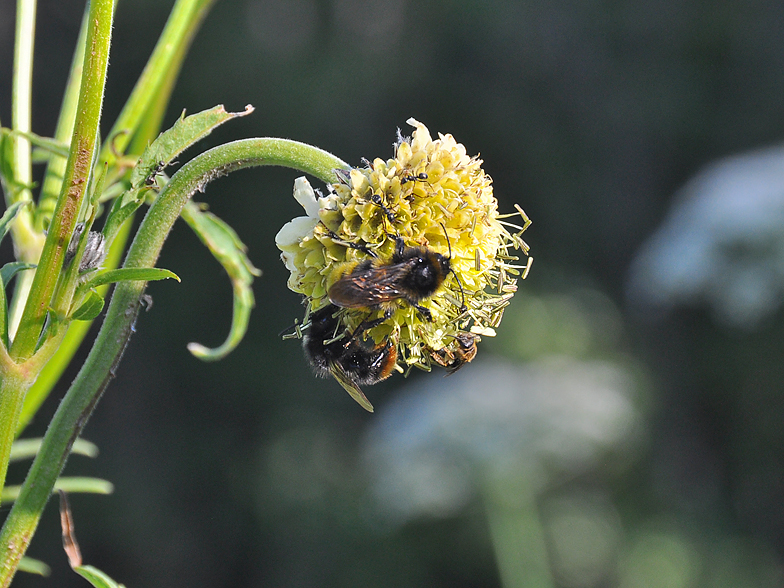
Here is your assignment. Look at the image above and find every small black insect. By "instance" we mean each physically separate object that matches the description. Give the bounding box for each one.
[401,172,428,185]
[368,192,397,226]
[303,304,397,412]
[144,160,167,188]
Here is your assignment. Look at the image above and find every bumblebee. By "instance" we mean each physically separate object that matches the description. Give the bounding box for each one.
[328,235,463,321]
[429,332,478,375]
[303,304,397,412]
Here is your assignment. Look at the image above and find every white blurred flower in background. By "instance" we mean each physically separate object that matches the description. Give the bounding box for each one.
[363,356,640,522]
[362,356,641,588]
[627,144,784,328]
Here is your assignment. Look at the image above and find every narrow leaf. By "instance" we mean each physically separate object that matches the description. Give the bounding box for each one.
[0,193,30,349]
[0,261,36,286]
[181,201,260,360]
[74,565,126,588]
[0,250,30,348]
[82,267,180,290]
[54,477,114,495]
[5,129,71,159]
[129,104,254,189]
[10,438,99,462]
[71,289,105,321]
[0,200,29,243]
[3,476,114,504]
[102,197,144,248]
[17,557,50,576]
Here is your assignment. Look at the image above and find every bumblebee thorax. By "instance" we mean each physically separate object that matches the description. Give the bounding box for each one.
[403,252,448,298]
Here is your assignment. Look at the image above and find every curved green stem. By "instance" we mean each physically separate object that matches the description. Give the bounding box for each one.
[0,138,347,586]
[124,138,347,271]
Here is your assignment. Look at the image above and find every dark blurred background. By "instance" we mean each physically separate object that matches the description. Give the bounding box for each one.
[3,0,784,586]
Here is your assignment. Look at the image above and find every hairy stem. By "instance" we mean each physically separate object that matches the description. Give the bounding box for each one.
[9,0,116,362]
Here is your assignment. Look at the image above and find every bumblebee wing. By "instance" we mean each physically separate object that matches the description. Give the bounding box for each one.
[330,364,375,412]
[328,261,412,308]
[445,360,469,376]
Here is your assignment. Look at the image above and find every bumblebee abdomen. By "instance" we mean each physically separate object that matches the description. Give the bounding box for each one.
[302,305,340,377]
[342,340,397,385]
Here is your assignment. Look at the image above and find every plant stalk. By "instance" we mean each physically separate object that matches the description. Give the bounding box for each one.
[7,0,45,338]
[0,0,116,546]
[0,138,347,586]
[10,0,116,362]
[16,0,218,438]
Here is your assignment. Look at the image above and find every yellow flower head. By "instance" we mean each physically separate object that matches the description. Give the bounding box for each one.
[276,118,532,375]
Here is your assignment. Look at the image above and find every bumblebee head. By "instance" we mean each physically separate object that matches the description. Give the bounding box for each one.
[436,252,451,276]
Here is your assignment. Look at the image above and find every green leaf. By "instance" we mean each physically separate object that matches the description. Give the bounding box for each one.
[0,129,35,197]
[102,197,144,248]
[54,477,114,496]
[18,556,50,577]
[0,200,29,243]
[71,289,105,321]
[0,261,36,287]
[0,204,29,348]
[129,104,254,190]
[2,476,114,504]
[81,267,180,290]
[74,565,126,588]
[88,161,109,207]
[181,201,260,361]
[10,438,99,462]
[2,129,70,159]
[0,258,34,349]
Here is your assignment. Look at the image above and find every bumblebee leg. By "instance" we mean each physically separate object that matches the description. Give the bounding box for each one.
[393,236,406,260]
[412,303,432,322]
[325,229,378,258]
[347,309,393,343]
